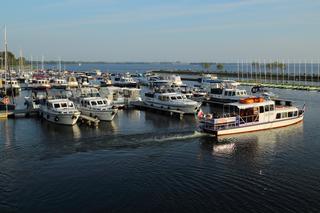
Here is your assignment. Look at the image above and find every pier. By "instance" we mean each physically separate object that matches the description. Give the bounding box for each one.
[78,114,100,127]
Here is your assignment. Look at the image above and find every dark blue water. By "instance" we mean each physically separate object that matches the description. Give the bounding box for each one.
[1,87,320,212]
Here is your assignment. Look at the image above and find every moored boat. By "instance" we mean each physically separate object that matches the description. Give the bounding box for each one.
[39,98,80,125]
[143,88,201,114]
[75,96,118,121]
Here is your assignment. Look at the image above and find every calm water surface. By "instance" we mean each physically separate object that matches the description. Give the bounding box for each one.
[1,87,320,212]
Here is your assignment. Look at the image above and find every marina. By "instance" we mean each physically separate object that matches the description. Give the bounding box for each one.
[1,0,320,212]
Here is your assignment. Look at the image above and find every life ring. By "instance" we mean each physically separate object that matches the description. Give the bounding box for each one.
[2,96,9,105]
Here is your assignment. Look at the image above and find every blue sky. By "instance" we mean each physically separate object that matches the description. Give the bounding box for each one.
[1,0,320,62]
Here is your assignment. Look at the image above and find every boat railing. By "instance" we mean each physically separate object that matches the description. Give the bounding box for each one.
[239,114,259,124]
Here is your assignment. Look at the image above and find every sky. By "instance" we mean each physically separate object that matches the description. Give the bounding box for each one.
[1,0,320,62]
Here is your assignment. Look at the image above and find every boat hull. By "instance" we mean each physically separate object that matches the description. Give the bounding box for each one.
[143,100,201,114]
[40,110,80,125]
[201,115,304,136]
[79,108,118,121]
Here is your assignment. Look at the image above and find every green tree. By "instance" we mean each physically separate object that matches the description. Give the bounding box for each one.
[216,63,224,71]
[201,63,212,72]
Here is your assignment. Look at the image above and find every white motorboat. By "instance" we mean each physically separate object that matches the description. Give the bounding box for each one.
[76,97,118,121]
[207,87,250,104]
[199,97,305,136]
[28,79,51,90]
[143,89,201,114]
[39,98,80,125]
[100,86,141,108]
[51,78,68,89]
[251,85,278,99]
[113,74,137,87]
[3,79,21,95]
[67,76,79,88]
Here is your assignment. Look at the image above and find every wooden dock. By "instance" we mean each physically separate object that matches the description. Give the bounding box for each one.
[78,115,100,127]
[8,108,39,118]
[131,101,185,119]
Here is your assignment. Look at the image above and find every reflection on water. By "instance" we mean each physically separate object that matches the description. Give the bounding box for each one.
[199,122,304,158]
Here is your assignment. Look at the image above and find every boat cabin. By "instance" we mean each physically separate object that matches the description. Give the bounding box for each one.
[47,100,75,110]
[80,98,109,108]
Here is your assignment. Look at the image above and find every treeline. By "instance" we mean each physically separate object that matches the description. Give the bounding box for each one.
[0,51,27,67]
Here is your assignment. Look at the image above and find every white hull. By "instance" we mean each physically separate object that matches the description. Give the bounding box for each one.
[203,115,303,136]
[40,110,80,125]
[143,100,201,114]
[79,107,117,121]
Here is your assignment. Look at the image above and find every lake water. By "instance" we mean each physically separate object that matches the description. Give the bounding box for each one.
[1,84,320,211]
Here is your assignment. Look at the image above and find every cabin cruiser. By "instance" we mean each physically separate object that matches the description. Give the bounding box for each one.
[39,98,80,125]
[75,97,118,121]
[143,89,201,114]
[67,76,79,88]
[113,74,137,87]
[199,97,304,136]
[28,79,51,90]
[3,79,21,95]
[51,78,68,89]
[251,85,278,99]
[158,74,184,86]
[207,87,250,104]
[100,86,141,108]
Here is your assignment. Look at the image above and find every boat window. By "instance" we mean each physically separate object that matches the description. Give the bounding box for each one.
[288,111,293,117]
[282,112,288,118]
[54,103,60,108]
[259,106,264,113]
[294,111,298,116]
[69,103,74,107]
[91,101,97,106]
[265,105,270,112]
[103,100,107,104]
[224,91,228,96]
[236,92,240,96]
[276,113,281,119]
[232,91,236,96]
[171,96,177,100]
[270,105,274,111]
[97,101,103,105]
[61,103,67,108]
[177,96,182,100]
